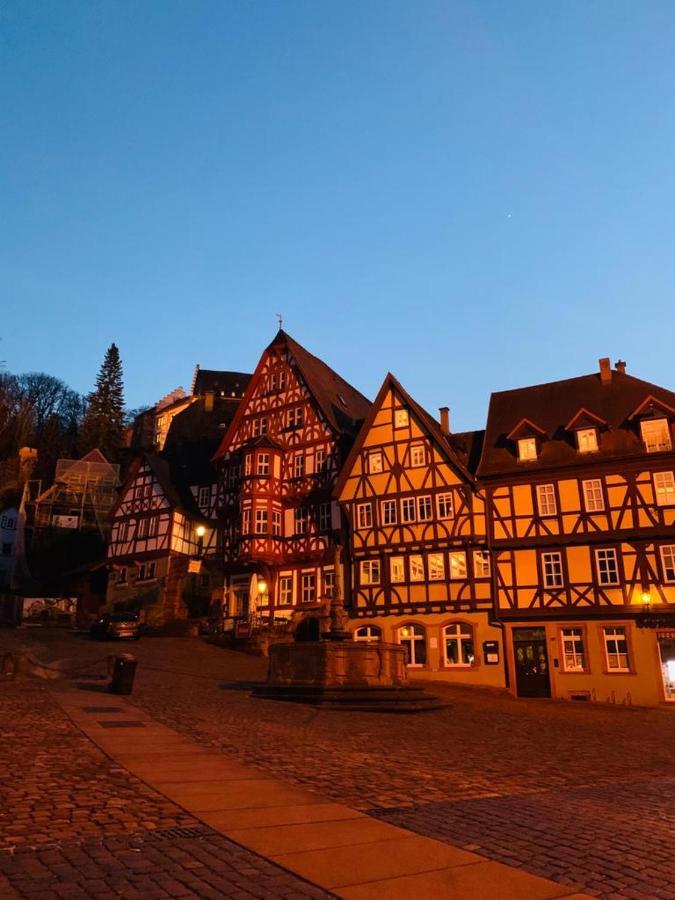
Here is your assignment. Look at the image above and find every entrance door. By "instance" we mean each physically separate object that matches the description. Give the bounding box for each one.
[658,637,675,701]
[513,628,551,698]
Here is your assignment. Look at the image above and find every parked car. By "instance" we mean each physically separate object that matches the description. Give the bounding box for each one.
[90,611,142,641]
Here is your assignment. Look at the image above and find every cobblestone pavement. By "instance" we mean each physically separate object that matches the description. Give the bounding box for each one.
[0,675,330,899]
[5,628,675,898]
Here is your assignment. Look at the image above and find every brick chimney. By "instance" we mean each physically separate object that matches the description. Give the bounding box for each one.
[439,407,450,434]
[615,359,627,374]
[599,358,612,385]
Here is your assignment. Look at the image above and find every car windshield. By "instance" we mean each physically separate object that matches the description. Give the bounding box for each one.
[109,613,138,622]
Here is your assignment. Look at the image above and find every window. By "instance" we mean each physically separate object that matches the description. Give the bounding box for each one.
[315,448,326,471]
[368,451,383,473]
[278,370,287,391]
[256,453,270,476]
[542,551,564,588]
[381,499,397,526]
[138,562,156,581]
[228,465,238,488]
[577,428,598,453]
[395,409,409,428]
[583,479,604,512]
[118,521,128,542]
[595,548,620,586]
[117,567,127,584]
[410,443,426,467]
[443,623,474,667]
[641,418,672,453]
[536,484,557,517]
[449,551,467,579]
[278,575,293,605]
[660,545,675,583]
[200,574,210,589]
[561,628,585,671]
[272,509,282,536]
[288,406,303,429]
[360,560,381,585]
[603,626,630,671]
[390,556,405,583]
[301,572,316,603]
[654,471,675,507]
[294,507,308,534]
[428,553,444,580]
[401,498,416,523]
[354,625,381,643]
[409,555,424,581]
[254,507,268,534]
[136,518,149,539]
[398,624,426,666]
[198,486,210,509]
[242,508,251,534]
[319,502,331,532]
[473,551,491,578]
[293,453,305,478]
[518,437,537,461]
[251,416,268,437]
[417,495,433,521]
[323,569,335,598]
[269,371,278,392]
[356,502,372,530]
[244,454,252,476]
[148,516,159,538]
[437,493,453,519]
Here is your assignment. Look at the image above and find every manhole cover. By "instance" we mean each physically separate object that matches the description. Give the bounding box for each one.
[81,706,123,713]
[98,720,146,728]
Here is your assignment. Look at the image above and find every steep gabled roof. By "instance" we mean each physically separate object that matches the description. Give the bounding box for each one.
[334,372,474,497]
[478,368,675,477]
[110,453,207,523]
[191,367,251,398]
[213,330,371,461]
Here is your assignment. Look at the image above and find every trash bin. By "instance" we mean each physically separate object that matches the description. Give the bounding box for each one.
[109,653,138,695]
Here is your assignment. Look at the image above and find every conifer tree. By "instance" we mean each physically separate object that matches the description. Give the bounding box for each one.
[80,343,125,458]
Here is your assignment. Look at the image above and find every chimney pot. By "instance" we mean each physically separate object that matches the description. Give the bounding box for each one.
[615,359,627,374]
[599,357,612,385]
[439,406,450,434]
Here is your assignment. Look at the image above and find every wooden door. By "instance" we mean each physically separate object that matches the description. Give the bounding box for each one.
[513,628,551,698]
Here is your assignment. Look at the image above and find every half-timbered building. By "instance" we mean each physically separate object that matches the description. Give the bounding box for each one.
[335,374,504,685]
[478,358,675,705]
[213,330,370,628]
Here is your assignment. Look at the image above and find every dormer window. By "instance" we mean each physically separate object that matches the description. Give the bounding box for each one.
[641,418,672,453]
[576,428,598,454]
[518,437,537,462]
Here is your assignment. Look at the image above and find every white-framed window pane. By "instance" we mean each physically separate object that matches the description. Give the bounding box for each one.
[660,545,675,583]
[409,555,424,581]
[561,627,585,671]
[278,575,293,605]
[360,560,381,585]
[257,453,270,476]
[583,479,604,512]
[356,503,372,530]
[294,507,308,534]
[577,428,598,453]
[398,624,426,666]
[293,454,305,478]
[641,418,672,453]
[242,508,251,534]
[654,471,675,507]
[596,549,620,586]
[542,552,564,588]
[428,553,444,580]
[449,551,467,579]
[473,551,490,578]
[401,498,416,523]
[354,625,381,643]
[390,556,405,583]
[417,496,433,521]
[443,623,474,666]
[410,443,426,467]
[604,626,629,670]
[254,508,268,534]
[437,493,453,519]
[381,500,397,526]
[301,573,316,603]
[536,484,557,516]
[518,437,537,461]
[272,510,282,536]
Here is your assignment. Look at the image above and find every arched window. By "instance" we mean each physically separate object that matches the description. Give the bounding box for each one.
[398,624,426,667]
[354,625,382,643]
[443,623,475,667]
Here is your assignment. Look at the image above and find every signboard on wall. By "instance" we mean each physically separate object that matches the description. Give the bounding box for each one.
[52,515,79,529]
[188,559,202,574]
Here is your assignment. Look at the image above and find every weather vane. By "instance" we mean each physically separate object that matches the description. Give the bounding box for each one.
[276,313,283,330]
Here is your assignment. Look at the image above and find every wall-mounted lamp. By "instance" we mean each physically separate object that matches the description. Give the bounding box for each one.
[257,580,267,595]
[196,525,206,538]
[641,590,652,610]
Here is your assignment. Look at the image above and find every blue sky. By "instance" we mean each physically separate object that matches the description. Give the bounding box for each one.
[2,1,675,428]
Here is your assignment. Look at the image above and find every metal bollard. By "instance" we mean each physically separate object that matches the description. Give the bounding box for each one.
[109,654,138,695]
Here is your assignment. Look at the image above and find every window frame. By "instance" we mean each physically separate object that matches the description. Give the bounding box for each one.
[472,550,491,579]
[582,478,605,513]
[517,437,537,461]
[559,626,588,673]
[368,450,384,474]
[356,502,373,530]
[353,625,382,643]
[427,552,445,581]
[601,625,632,674]
[390,556,405,583]
[256,453,270,476]
[641,418,672,453]
[394,409,409,429]
[417,495,433,522]
[437,493,454,520]
[410,442,426,468]
[576,427,598,453]
[360,559,381,585]
[536,483,557,517]
[301,571,316,604]
[401,497,416,523]
[654,471,675,507]
[541,550,564,589]
[594,548,621,587]
[278,574,293,606]
[442,621,475,668]
[381,499,397,526]
[254,507,268,535]
[397,622,427,667]
[659,544,675,584]
[449,551,467,580]
[409,555,424,582]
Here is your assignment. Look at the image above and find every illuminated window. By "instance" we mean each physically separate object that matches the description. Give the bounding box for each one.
[518,437,537,461]
[301,572,316,603]
[395,409,409,428]
[443,623,474,667]
[256,453,270,476]
[278,575,293,605]
[437,493,453,519]
[244,454,252,476]
[583,479,604,512]
[272,509,282,536]
[360,560,381,585]
[293,453,305,478]
[577,428,598,453]
[542,551,564,588]
[561,628,585,671]
[254,508,268,535]
[595,548,620,586]
[315,448,326,471]
[409,555,424,581]
[398,624,426,666]
[449,551,467,579]
[603,626,630,671]
[417,495,433,521]
[536,484,557,517]
[242,508,251,534]
[401,498,416,523]
[294,507,308,534]
[323,569,335,597]
[368,451,383,473]
[654,471,675,507]
[356,502,372,530]
[410,443,426,467]
[428,553,444,580]
[381,499,397,526]
[660,545,675,583]
[473,551,491,578]
[354,625,381,643]
[641,418,672,453]
[390,556,405,583]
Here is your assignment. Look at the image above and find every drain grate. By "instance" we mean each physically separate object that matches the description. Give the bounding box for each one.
[146,826,210,840]
[98,720,146,728]
[82,706,123,713]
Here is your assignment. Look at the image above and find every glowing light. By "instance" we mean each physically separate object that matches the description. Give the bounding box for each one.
[641,591,652,606]
[257,580,267,594]
[196,525,206,537]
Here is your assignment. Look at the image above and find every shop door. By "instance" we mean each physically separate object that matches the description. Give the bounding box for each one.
[658,636,675,701]
[513,628,551,698]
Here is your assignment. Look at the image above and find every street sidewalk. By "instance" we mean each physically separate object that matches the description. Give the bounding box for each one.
[52,682,591,900]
